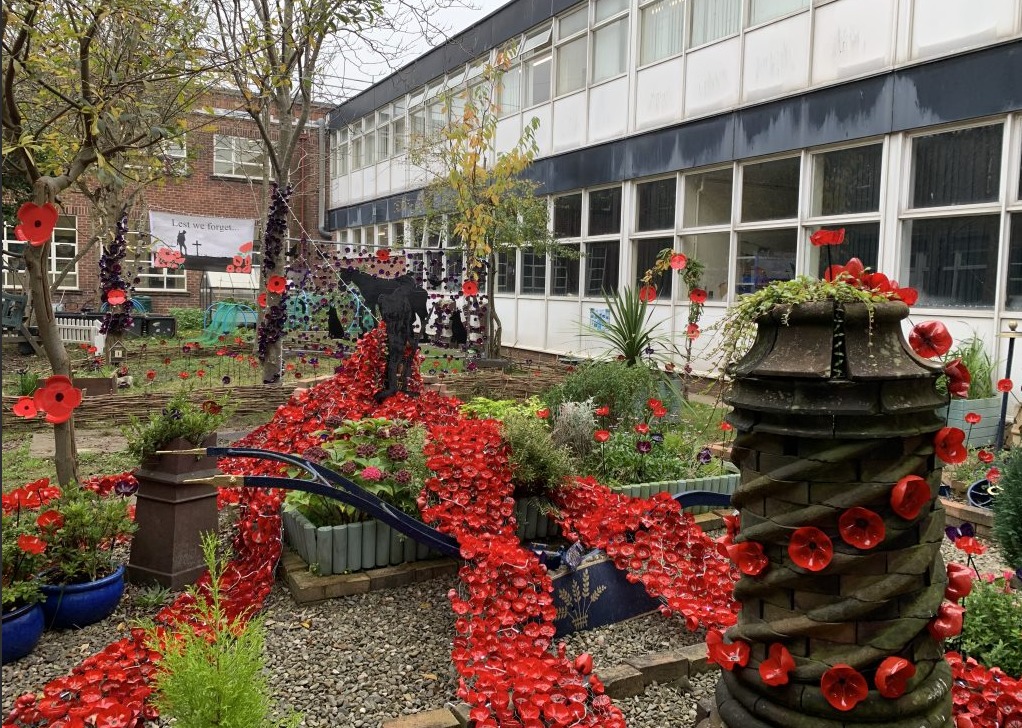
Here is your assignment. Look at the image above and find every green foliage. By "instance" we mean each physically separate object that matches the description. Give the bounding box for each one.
[499,412,576,499]
[148,534,301,728]
[940,335,996,400]
[135,583,173,610]
[170,307,205,333]
[124,393,231,462]
[549,400,597,460]
[584,287,676,366]
[542,361,675,425]
[41,486,137,584]
[961,576,1022,678]
[9,370,42,396]
[994,448,1022,570]
[461,396,544,421]
[2,513,47,610]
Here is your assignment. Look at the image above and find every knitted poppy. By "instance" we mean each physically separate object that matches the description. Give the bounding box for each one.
[810,228,845,246]
[837,507,885,550]
[594,430,611,443]
[595,405,610,417]
[267,275,287,294]
[258,292,268,308]
[908,321,952,359]
[18,534,46,555]
[13,396,38,418]
[890,474,931,520]
[977,449,994,463]
[376,248,390,261]
[686,323,700,339]
[820,664,867,711]
[964,412,982,425]
[14,202,59,245]
[535,408,550,419]
[787,526,833,572]
[32,375,82,424]
[875,656,915,699]
[997,378,1013,393]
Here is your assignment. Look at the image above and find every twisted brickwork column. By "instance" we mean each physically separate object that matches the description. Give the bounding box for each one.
[715,301,954,727]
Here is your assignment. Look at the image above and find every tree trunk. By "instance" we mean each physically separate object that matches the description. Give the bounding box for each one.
[256,181,292,385]
[485,252,502,360]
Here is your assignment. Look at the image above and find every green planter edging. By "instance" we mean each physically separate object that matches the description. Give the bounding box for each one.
[943,396,1002,447]
[614,473,740,514]
[282,509,442,574]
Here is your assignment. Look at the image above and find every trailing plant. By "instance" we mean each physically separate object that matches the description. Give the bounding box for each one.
[542,360,676,424]
[124,392,231,462]
[993,447,1022,570]
[960,575,1022,678]
[583,286,678,366]
[148,533,301,728]
[499,411,576,499]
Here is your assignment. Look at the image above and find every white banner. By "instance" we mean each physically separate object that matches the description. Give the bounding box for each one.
[148,211,255,271]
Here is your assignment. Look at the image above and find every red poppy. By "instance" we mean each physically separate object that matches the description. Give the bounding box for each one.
[594,430,611,443]
[838,507,885,550]
[535,408,550,419]
[196,369,206,378]
[574,653,593,675]
[689,288,707,304]
[986,466,1001,484]
[908,321,952,359]
[647,398,663,410]
[179,371,190,380]
[875,656,916,699]
[705,630,749,671]
[944,359,971,399]
[997,378,1013,393]
[638,285,658,302]
[964,412,982,425]
[719,421,733,432]
[14,201,59,245]
[257,292,268,308]
[106,289,127,306]
[934,427,967,465]
[462,280,479,296]
[376,248,390,261]
[955,535,986,556]
[895,286,918,305]
[163,356,172,365]
[686,323,700,340]
[32,375,83,424]
[146,370,157,381]
[810,228,846,246]
[726,540,768,576]
[267,275,287,294]
[759,643,795,686]
[945,562,974,602]
[669,253,687,271]
[927,601,965,640]
[634,422,650,435]
[36,509,64,530]
[977,450,994,464]
[890,474,931,520]
[18,534,46,555]
[595,406,610,417]
[13,396,38,418]
[821,664,868,711]
[651,405,667,418]
[201,400,222,415]
[788,526,833,572]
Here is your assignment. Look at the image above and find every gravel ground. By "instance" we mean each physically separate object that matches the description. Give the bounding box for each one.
[2,530,1013,727]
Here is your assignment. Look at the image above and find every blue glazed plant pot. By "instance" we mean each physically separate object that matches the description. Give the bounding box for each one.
[2,602,45,664]
[40,565,126,630]
[967,479,994,510]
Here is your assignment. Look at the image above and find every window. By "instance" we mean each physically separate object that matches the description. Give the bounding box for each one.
[2,215,78,290]
[736,229,796,294]
[213,136,264,179]
[741,157,800,222]
[552,245,581,295]
[905,216,999,308]
[554,193,583,237]
[812,144,882,216]
[392,102,407,155]
[559,6,588,37]
[497,251,517,292]
[521,251,547,294]
[410,106,425,140]
[690,0,741,46]
[499,62,522,115]
[811,222,879,277]
[684,168,733,226]
[1006,215,1022,309]
[377,109,390,159]
[351,132,363,170]
[591,0,628,84]
[589,187,622,235]
[556,7,588,96]
[427,99,445,134]
[159,136,188,175]
[635,237,673,298]
[364,128,376,166]
[749,0,808,26]
[639,0,684,66]
[637,178,677,231]
[332,129,349,176]
[681,232,730,302]
[129,232,186,291]
[585,240,620,296]
[912,124,1003,208]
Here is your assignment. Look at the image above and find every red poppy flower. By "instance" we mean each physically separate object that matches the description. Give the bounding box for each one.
[574,653,593,675]
[705,630,749,671]
[890,474,931,520]
[36,509,64,530]
[788,526,833,572]
[32,375,83,424]
[944,359,971,399]
[595,405,610,417]
[376,248,390,261]
[651,405,667,418]
[535,408,550,419]
[964,412,982,425]
[462,280,479,296]
[13,396,38,419]
[163,356,172,365]
[726,540,768,576]
[639,285,658,302]
[719,421,733,432]
[997,378,1013,393]
[669,253,687,271]
[928,601,965,640]
[689,288,707,304]
[895,286,918,305]
[146,370,157,381]
[934,427,967,465]
[759,643,795,686]
[977,450,994,464]
[875,656,916,699]
[810,228,846,246]
[201,400,222,415]
[908,321,952,359]
[18,534,46,555]
[179,371,190,380]
[196,369,206,378]
[821,664,868,711]
[986,466,1001,484]
[634,422,650,435]
[945,562,974,602]
[257,292,268,308]
[686,323,700,339]
[838,507,885,550]
[14,202,59,245]
[106,289,127,306]
[955,536,986,556]
[594,430,611,443]
[267,275,287,294]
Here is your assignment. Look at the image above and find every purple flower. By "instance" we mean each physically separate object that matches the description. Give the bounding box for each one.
[697,447,713,464]
[636,440,652,454]
[303,446,329,463]
[355,443,377,458]
[222,375,231,385]
[386,443,409,461]
[339,461,358,475]
[114,478,138,497]
[394,469,413,485]
[651,432,664,444]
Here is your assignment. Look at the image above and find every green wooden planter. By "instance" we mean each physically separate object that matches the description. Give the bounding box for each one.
[282,509,442,575]
[943,395,1002,447]
[614,472,740,514]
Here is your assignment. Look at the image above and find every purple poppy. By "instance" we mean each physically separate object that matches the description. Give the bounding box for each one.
[636,440,653,454]
[114,478,138,497]
[697,447,712,464]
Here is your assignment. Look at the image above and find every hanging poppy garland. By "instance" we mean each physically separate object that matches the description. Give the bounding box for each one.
[99,212,136,337]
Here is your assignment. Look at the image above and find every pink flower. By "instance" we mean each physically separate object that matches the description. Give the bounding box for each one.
[359,466,384,481]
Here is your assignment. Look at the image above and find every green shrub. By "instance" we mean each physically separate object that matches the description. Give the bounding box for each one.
[460,396,544,421]
[549,400,597,460]
[170,307,205,332]
[124,393,231,462]
[500,411,576,499]
[583,287,677,366]
[542,361,677,424]
[993,448,1022,570]
[961,575,1022,678]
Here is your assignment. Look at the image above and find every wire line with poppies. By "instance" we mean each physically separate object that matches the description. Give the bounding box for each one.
[10,375,83,425]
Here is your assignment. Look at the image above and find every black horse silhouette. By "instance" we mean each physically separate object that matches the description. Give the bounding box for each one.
[328,268,430,341]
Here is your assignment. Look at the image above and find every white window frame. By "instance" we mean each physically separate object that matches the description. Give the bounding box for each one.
[127,231,188,292]
[590,0,630,85]
[638,0,685,68]
[2,215,79,291]
[213,135,265,180]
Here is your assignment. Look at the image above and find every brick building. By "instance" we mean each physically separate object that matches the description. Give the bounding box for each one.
[3,92,330,316]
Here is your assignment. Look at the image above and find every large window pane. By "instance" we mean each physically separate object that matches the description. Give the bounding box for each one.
[637,178,677,231]
[554,193,583,237]
[750,0,808,25]
[589,187,622,235]
[592,18,628,83]
[736,228,796,295]
[497,251,517,292]
[525,54,552,106]
[690,0,740,46]
[552,245,581,295]
[585,240,620,296]
[810,222,879,277]
[640,0,684,65]
[684,168,733,226]
[595,0,627,22]
[499,65,522,115]
[812,144,882,216]
[681,231,730,302]
[635,237,673,299]
[559,6,588,38]
[1006,214,1022,309]
[912,124,1003,208]
[905,215,999,308]
[741,157,800,222]
[522,251,547,294]
[556,36,588,95]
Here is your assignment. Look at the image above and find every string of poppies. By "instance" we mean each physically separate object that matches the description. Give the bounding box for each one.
[98,211,135,336]
[255,182,294,367]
